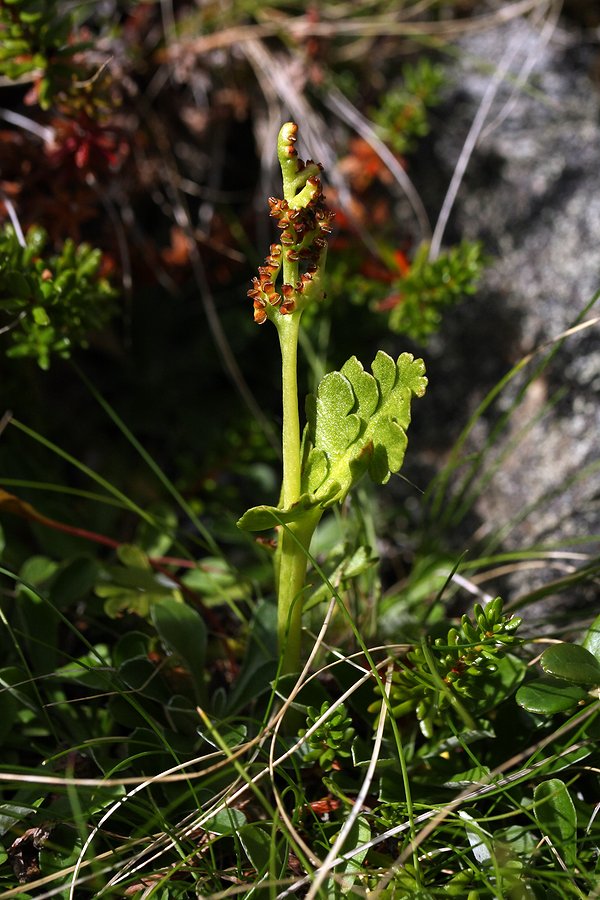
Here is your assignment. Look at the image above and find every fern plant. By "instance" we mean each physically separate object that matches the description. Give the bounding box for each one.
[238,123,427,674]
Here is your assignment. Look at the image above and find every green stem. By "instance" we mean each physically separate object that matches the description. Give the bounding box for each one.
[278,314,302,508]
[276,515,319,676]
[269,122,328,675]
[275,312,320,674]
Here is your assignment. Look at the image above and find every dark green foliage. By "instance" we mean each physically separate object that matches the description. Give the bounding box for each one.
[534,779,578,869]
[372,58,446,155]
[327,239,484,344]
[0,224,117,368]
[0,0,89,108]
[517,613,600,716]
[370,597,523,736]
[385,240,485,341]
[299,701,355,771]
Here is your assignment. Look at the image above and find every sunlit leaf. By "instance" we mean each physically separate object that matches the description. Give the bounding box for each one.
[516,676,589,715]
[459,809,493,865]
[329,815,370,897]
[238,351,426,531]
[540,643,600,686]
[304,351,427,501]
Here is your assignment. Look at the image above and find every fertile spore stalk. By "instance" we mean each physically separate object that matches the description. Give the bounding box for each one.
[240,123,427,676]
[247,123,332,672]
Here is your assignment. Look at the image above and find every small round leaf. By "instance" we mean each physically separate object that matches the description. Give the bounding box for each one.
[540,643,600,685]
[516,676,588,715]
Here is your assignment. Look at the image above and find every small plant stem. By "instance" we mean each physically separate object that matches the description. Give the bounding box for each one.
[275,310,321,674]
[277,314,302,508]
[274,144,310,671]
[245,123,335,674]
[276,518,317,675]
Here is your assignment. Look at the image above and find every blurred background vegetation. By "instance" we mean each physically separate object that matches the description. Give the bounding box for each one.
[0,0,496,550]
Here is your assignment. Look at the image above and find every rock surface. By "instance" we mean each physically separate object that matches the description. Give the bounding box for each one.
[408,14,600,615]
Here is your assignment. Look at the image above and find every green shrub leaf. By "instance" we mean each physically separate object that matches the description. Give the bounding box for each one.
[540,643,600,685]
[515,676,589,715]
[331,815,371,896]
[0,224,117,368]
[534,779,578,867]
[238,823,274,875]
[49,556,98,608]
[204,808,246,836]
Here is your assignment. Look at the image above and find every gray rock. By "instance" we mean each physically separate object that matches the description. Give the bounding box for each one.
[414,16,600,615]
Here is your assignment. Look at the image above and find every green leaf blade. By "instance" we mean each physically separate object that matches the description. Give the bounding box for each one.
[582,612,600,662]
[540,643,600,685]
[534,779,578,868]
[238,350,425,532]
[151,597,207,705]
[369,416,407,483]
[515,676,589,715]
[304,350,426,504]
[308,370,361,458]
[340,355,378,417]
[237,496,322,531]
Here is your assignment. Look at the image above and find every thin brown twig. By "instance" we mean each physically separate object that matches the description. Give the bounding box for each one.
[166,0,546,59]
